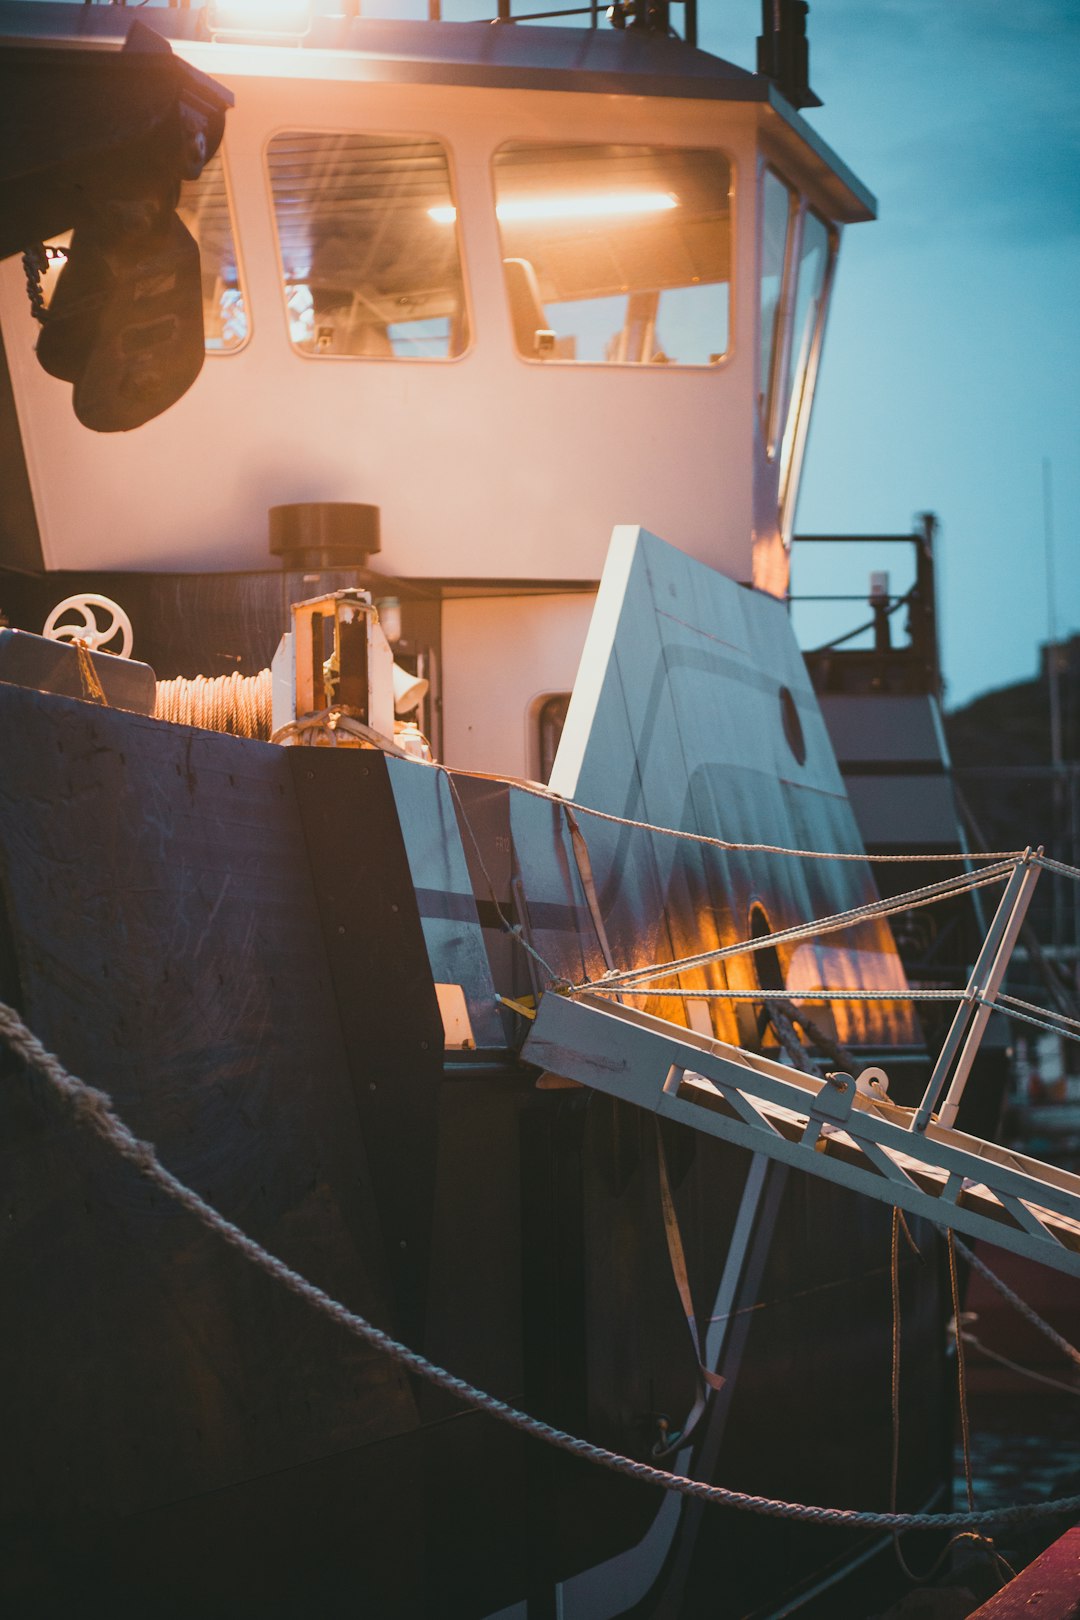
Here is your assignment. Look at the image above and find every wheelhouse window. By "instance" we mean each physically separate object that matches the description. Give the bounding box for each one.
[759,169,795,445]
[33,150,248,353]
[778,209,835,511]
[266,131,469,359]
[491,143,732,366]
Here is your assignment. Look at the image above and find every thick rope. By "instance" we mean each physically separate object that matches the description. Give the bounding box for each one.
[414,780,1073,1050]
[3,996,1080,1533]
[583,987,967,1001]
[951,1236,1080,1369]
[271,708,409,756]
[890,1209,903,1518]
[949,1231,976,1514]
[450,766,1027,864]
[986,998,1080,1049]
[887,1217,1006,1589]
[579,865,1013,993]
[943,1237,1016,1588]
[958,1333,1080,1399]
[580,984,1080,1050]
[433,766,1077,1040]
[1039,854,1080,884]
[155,670,273,740]
[75,641,108,706]
[998,991,1080,1037]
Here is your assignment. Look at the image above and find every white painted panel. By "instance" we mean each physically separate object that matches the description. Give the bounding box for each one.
[546,527,917,1048]
[441,592,596,779]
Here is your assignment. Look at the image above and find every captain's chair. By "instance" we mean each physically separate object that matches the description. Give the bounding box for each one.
[503,258,557,359]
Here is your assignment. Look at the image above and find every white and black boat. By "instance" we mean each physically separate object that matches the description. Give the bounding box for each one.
[0,3,1040,1615]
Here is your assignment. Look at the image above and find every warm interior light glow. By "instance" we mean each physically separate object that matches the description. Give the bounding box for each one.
[429,192,678,226]
[208,0,313,37]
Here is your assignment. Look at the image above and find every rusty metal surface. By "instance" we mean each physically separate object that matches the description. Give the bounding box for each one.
[968,1526,1080,1618]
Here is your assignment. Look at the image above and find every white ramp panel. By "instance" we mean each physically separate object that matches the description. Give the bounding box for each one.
[549,527,916,1052]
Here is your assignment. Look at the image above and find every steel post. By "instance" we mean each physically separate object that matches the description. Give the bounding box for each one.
[912,851,1040,1132]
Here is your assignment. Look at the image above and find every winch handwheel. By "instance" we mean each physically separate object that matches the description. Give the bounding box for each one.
[42,594,133,659]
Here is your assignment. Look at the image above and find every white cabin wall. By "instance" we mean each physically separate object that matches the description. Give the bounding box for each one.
[440,592,596,779]
[0,68,762,587]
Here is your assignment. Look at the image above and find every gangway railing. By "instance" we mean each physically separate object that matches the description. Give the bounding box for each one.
[522,847,1080,1277]
[795,515,941,697]
[523,990,1080,1276]
[424,0,698,44]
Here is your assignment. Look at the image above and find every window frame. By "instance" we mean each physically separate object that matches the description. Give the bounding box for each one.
[778,205,837,540]
[182,140,253,358]
[489,137,738,372]
[759,165,800,458]
[263,122,475,365]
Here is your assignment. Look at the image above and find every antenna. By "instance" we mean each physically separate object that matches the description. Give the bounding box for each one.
[756,0,822,110]
[1043,456,1065,953]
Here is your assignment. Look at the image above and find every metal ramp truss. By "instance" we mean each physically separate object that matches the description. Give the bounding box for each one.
[523,991,1080,1277]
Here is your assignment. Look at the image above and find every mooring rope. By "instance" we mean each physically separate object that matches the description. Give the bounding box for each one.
[3,996,1079,1533]
[998,992,1080,1038]
[455,766,1028,865]
[271,709,409,755]
[577,984,1080,1050]
[957,1333,1080,1400]
[74,641,108,706]
[583,987,968,1001]
[1038,854,1080,884]
[885,1211,1004,1586]
[951,1236,1080,1370]
[577,863,1013,993]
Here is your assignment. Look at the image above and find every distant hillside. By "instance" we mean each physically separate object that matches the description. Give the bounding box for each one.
[945,634,1079,955]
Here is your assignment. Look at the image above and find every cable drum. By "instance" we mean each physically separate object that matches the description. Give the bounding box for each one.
[154,669,273,739]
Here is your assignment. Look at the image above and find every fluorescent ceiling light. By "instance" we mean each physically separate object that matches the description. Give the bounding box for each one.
[429,192,678,225]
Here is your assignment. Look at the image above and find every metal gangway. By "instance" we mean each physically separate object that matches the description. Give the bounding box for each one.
[523,850,1080,1277]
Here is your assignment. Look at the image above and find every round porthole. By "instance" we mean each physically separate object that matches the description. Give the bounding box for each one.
[749,904,783,992]
[734,904,785,1050]
[779,685,806,766]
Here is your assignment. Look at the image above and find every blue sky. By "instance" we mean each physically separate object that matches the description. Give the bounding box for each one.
[699,0,1080,712]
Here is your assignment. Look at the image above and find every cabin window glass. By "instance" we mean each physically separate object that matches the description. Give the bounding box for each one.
[32,151,248,353]
[759,170,795,445]
[491,143,732,366]
[778,210,834,509]
[266,132,469,360]
[178,151,249,351]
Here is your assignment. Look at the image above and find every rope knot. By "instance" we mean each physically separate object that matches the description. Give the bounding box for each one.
[130,1139,159,1175]
[71,1080,117,1127]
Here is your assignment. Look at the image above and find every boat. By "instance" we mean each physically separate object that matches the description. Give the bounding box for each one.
[0,3,1068,1615]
